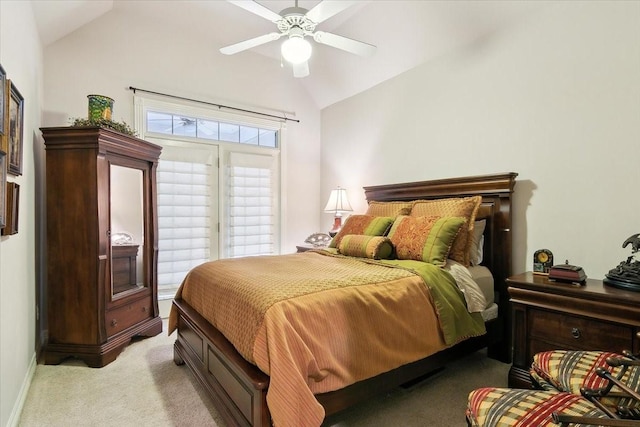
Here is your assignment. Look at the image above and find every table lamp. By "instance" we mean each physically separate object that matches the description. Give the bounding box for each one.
[324,187,353,236]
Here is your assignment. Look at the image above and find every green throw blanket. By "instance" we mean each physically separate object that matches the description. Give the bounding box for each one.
[380,259,486,345]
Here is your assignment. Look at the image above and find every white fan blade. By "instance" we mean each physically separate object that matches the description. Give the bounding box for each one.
[305,1,357,24]
[227,0,282,22]
[313,31,376,57]
[220,32,282,55]
[293,61,309,78]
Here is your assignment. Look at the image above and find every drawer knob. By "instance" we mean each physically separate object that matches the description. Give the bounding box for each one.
[111,319,118,327]
[142,306,147,312]
[571,327,581,339]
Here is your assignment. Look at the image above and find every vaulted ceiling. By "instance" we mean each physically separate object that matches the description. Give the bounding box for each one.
[31,0,548,109]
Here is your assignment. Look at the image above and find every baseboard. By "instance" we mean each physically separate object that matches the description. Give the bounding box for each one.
[6,352,37,427]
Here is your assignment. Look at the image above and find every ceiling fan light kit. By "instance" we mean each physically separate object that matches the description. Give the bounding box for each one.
[281,30,312,64]
[222,0,376,78]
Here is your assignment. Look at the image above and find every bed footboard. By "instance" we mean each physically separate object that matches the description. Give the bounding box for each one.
[174,296,502,426]
[173,299,270,427]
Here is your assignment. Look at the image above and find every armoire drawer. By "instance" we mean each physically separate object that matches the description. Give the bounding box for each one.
[106,298,152,337]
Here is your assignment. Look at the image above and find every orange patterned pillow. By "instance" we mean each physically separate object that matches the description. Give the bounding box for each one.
[410,196,482,266]
[387,215,466,266]
[329,215,394,249]
[365,201,413,217]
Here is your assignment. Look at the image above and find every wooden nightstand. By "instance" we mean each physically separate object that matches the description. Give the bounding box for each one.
[507,271,640,388]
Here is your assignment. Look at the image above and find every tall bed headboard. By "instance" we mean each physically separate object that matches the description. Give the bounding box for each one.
[363,172,518,293]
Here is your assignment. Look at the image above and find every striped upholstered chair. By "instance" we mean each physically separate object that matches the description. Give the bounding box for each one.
[466,387,608,426]
[531,350,640,419]
[466,350,640,426]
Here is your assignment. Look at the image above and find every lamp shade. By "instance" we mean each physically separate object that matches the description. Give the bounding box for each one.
[324,187,353,214]
[281,35,312,64]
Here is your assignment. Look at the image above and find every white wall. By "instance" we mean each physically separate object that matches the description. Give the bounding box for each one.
[321,1,640,279]
[0,1,42,426]
[41,4,323,252]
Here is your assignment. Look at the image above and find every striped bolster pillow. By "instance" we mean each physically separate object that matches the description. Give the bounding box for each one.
[338,235,394,260]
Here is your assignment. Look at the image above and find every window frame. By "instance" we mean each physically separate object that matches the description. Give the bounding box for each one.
[133,94,286,260]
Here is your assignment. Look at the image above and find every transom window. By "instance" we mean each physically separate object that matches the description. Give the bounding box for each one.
[146,111,277,147]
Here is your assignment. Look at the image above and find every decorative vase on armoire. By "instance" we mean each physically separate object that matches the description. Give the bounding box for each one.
[41,125,162,367]
[87,94,114,121]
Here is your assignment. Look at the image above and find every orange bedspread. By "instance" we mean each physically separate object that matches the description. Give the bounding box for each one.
[169,251,481,427]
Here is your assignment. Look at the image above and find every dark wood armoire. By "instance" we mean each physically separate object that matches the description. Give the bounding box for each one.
[42,126,162,367]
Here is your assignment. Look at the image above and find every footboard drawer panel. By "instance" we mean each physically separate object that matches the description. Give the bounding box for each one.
[172,298,270,426]
[178,316,204,361]
[208,347,254,424]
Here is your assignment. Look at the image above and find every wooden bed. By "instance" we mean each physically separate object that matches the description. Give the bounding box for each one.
[171,172,517,427]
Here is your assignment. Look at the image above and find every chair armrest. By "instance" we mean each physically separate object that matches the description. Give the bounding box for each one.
[596,367,640,402]
[552,413,639,426]
[607,357,640,367]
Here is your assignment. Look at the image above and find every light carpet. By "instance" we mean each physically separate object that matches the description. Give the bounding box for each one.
[19,321,509,426]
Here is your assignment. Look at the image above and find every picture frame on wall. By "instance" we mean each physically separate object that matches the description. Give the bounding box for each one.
[0,64,6,138]
[7,80,24,176]
[2,181,19,236]
[0,151,5,229]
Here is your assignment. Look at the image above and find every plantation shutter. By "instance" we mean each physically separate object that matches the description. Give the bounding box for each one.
[156,156,214,299]
[226,152,278,258]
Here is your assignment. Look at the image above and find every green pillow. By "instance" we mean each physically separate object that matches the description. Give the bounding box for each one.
[387,215,466,266]
[338,235,394,260]
[329,215,394,248]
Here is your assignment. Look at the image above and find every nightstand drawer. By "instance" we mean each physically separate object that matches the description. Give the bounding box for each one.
[529,308,632,351]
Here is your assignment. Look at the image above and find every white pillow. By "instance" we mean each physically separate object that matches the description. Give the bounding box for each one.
[444,260,487,313]
[469,219,486,266]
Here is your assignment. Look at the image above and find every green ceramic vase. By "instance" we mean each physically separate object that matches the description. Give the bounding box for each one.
[87,95,114,121]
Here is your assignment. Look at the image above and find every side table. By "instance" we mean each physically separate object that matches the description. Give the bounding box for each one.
[507,271,640,388]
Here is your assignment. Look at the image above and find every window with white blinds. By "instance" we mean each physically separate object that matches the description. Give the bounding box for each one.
[135,95,283,303]
[226,152,278,258]
[157,159,212,299]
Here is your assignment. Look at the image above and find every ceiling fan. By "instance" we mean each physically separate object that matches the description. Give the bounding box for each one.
[220,0,376,78]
